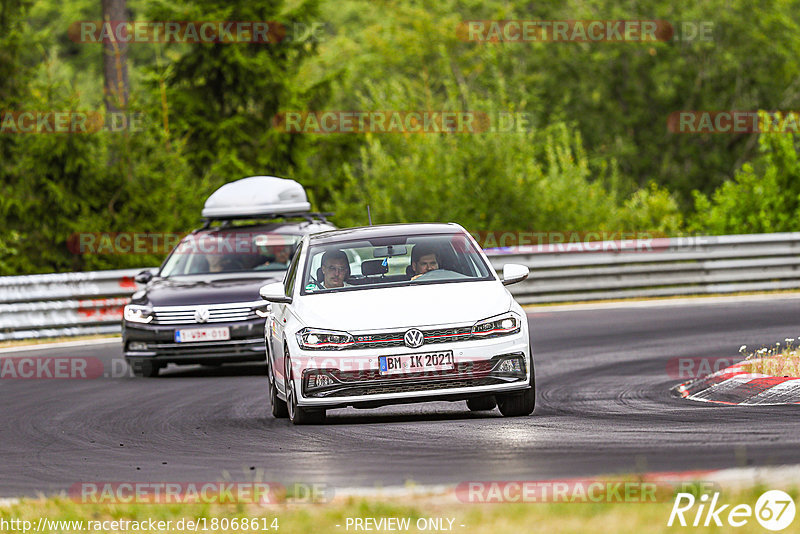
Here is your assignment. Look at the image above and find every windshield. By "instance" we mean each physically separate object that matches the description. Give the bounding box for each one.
[160,231,302,277]
[301,233,493,294]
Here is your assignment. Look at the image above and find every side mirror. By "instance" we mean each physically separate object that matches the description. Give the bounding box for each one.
[501,264,529,286]
[259,282,292,304]
[134,269,155,284]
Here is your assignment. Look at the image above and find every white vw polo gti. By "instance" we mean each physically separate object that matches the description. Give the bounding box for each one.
[259,223,534,424]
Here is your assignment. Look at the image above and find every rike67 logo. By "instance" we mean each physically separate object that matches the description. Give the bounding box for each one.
[668,490,796,531]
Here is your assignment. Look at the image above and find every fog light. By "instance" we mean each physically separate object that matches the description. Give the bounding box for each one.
[316,374,335,387]
[306,371,336,389]
[129,342,148,351]
[498,358,522,373]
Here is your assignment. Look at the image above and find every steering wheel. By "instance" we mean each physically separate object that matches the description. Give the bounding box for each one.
[411,269,466,281]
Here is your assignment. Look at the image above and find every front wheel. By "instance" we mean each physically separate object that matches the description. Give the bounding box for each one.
[130,359,161,378]
[466,396,496,411]
[496,386,535,417]
[268,361,288,418]
[285,350,326,425]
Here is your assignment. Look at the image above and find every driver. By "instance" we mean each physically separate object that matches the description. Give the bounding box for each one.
[207,254,243,273]
[318,249,351,288]
[410,244,440,280]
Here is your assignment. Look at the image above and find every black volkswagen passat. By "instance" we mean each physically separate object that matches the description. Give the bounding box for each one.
[122,219,334,377]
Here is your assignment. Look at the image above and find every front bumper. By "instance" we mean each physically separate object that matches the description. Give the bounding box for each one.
[122,318,266,365]
[291,334,532,409]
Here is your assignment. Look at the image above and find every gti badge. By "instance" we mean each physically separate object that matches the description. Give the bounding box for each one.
[194,306,210,323]
[404,328,424,348]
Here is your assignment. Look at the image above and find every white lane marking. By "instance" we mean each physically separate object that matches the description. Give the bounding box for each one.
[690,375,758,401]
[741,379,800,405]
[525,292,800,314]
[0,337,120,354]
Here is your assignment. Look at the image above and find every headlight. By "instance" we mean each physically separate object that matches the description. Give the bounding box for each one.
[472,312,521,337]
[123,304,153,324]
[296,328,354,350]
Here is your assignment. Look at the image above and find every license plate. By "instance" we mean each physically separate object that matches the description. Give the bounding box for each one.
[379,351,455,376]
[174,327,230,343]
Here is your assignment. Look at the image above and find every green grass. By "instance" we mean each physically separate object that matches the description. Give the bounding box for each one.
[2,486,798,534]
[741,340,800,378]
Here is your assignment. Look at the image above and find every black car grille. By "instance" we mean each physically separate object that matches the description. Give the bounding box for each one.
[349,326,473,349]
[146,338,265,357]
[151,304,259,325]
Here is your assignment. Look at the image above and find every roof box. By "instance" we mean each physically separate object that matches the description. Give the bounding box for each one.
[201,176,312,220]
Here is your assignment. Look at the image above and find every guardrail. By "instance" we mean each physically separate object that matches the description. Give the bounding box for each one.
[485,232,800,304]
[1,233,799,340]
[0,269,142,341]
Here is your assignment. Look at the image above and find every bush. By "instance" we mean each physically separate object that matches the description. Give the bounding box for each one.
[690,114,800,234]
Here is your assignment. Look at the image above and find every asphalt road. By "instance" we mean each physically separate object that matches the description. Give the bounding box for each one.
[2,296,800,497]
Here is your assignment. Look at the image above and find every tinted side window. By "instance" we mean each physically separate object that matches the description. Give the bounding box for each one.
[284,243,303,296]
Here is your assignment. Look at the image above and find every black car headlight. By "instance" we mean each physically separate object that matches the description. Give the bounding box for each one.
[296,328,354,350]
[123,304,153,324]
[471,312,521,338]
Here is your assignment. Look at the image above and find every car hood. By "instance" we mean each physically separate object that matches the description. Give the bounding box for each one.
[293,281,512,331]
[137,274,284,306]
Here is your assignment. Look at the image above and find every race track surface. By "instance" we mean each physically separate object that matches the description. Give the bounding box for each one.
[2,296,800,497]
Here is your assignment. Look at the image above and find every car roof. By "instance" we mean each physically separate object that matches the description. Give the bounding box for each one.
[308,223,465,245]
[190,220,336,239]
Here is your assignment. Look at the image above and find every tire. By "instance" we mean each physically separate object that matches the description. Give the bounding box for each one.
[497,386,535,417]
[268,360,288,419]
[284,350,325,425]
[466,396,496,411]
[130,359,161,378]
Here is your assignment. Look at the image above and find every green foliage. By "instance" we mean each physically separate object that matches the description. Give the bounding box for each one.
[328,124,623,233]
[309,0,800,205]
[4,0,800,275]
[690,115,800,234]
[0,72,200,273]
[0,0,330,274]
[619,183,684,235]
[145,0,329,179]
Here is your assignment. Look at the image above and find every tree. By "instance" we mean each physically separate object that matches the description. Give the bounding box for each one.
[101,0,129,113]
[146,0,331,182]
